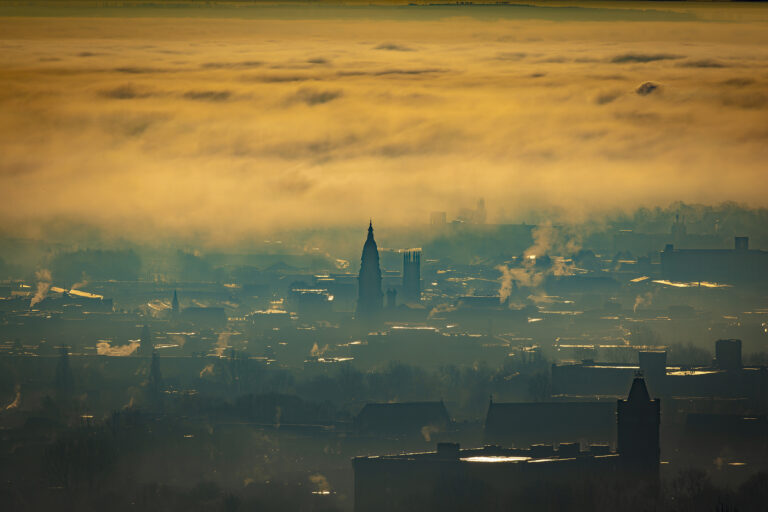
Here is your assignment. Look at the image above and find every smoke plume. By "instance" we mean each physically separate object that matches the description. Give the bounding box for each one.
[29,269,52,308]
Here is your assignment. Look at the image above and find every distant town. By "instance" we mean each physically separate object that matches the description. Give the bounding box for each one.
[1,202,767,510]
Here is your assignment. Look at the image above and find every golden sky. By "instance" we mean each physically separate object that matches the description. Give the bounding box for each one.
[1,3,768,244]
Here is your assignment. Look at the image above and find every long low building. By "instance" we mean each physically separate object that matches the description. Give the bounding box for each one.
[551,339,768,410]
[660,236,768,285]
[353,442,619,512]
[483,400,616,447]
[353,376,660,512]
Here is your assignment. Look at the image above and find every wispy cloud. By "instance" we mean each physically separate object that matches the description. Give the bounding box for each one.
[0,10,767,244]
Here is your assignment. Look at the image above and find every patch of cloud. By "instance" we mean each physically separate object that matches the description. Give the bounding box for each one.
[100,111,167,137]
[588,74,627,81]
[113,66,168,74]
[611,53,682,63]
[286,87,343,106]
[677,59,727,68]
[338,68,444,77]
[244,73,315,83]
[720,77,755,87]
[182,90,232,102]
[202,61,262,69]
[374,43,414,51]
[614,110,661,123]
[721,92,768,109]
[99,84,154,99]
[635,81,660,95]
[2,14,768,243]
[495,52,527,61]
[595,90,622,105]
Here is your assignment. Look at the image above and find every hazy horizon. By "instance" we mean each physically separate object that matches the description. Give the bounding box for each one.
[2,1,768,245]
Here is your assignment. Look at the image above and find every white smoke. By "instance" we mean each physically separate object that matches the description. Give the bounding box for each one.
[199,363,215,378]
[421,424,442,442]
[309,473,331,493]
[29,268,52,308]
[4,384,21,410]
[310,341,329,357]
[496,263,544,303]
[214,332,231,357]
[496,222,582,302]
[633,292,654,313]
[96,340,140,356]
[70,274,88,291]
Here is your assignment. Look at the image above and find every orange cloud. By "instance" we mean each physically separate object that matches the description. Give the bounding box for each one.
[1,6,767,246]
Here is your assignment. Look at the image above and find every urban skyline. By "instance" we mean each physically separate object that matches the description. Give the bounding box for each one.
[1,2,768,512]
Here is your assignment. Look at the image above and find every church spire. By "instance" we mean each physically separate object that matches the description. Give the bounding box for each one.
[357,221,383,324]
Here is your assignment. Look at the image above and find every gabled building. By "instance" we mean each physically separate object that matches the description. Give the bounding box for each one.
[355,401,451,439]
[353,377,661,512]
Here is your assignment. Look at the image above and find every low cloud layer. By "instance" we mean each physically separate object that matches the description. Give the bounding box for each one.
[1,6,768,245]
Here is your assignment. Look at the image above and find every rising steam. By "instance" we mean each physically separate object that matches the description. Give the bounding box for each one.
[29,269,52,308]
[496,223,582,303]
[633,292,654,313]
[96,340,140,356]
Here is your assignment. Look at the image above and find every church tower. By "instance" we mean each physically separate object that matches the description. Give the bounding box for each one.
[617,373,660,477]
[357,221,383,323]
[402,249,421,303]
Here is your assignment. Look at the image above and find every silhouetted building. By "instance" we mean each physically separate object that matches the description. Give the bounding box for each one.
[484,400,615,447]
[671,213,687,246]
[138,324,153,356]
[171,289,179,315]
[617,374,660,476]
[457,198,486,224]
[551,339,766,407]
[429,211,446,226]
[179,306,227,329]
[355,401,451,439]
[682,413,768,464]
[289,286,333,320]
[353,378,660,511]
[353,443,619,512]
[715,338,741,371]
[356,221,383,323]
[638,350,667,388]
[401,249,421,303]
[661,236,768,284]
[386,288,396,309]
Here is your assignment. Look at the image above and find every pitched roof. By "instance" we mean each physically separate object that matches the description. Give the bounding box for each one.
[627,377,651,402]
[355,401,451,436]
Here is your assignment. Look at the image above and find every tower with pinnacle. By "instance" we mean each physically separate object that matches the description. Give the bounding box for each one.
[356,221,383,324]
[617,373,660,477]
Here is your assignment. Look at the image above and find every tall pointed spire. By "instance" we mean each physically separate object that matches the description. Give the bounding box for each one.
[357,221,383,324]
